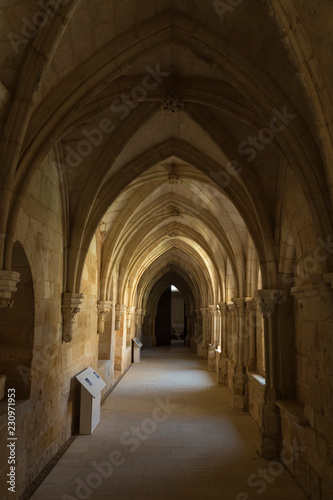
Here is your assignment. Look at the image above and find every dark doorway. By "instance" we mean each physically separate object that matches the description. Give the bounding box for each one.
[155,287,172,346]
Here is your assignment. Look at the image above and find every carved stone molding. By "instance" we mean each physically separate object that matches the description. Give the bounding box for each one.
[0,271,20,309]
[171,210,180,217]
[168,173,180,184]
[218,302,228,317]
[62,292,84,342]
[257,289,288,319]
[97,300,112,335]
[135,308,142,326]
[208,305,216,317]
[126,306,136,328]
[161,92,184,113]
[0,298,14,309]
[200,307,208,318]
[245,298,257,317]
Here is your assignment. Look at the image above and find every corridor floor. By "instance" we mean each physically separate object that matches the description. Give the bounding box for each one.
[31,347,308,500]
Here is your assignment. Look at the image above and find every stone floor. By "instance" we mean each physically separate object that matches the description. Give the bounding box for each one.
[30,347,308,500]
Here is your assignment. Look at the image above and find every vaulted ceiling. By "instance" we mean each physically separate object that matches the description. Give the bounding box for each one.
[1,0,332,309]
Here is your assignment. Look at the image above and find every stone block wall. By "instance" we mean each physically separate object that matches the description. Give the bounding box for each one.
[0,155,102,500]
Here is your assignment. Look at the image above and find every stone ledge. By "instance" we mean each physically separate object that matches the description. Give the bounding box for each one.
[276,399,309,427]
[97,359,110,370]
[248,372,266,388]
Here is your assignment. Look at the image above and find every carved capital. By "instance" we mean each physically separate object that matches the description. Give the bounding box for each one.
[115,304,126,330]
[62,292,84,342]
[245,298,257,318]
[97,300,112,334]
[126,306,136,328]
[0,271,20,309]
[257,289,288,318]
[218,302,228,317]
[208,305,216,317]
[200,307,208,318]
[135,308,142,326]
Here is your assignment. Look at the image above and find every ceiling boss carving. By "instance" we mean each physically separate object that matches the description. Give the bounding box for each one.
[161,92,184,113]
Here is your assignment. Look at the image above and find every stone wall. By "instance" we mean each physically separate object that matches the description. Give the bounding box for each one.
[0,154,101,500]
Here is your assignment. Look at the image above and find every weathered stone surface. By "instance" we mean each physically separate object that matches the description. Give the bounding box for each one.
[0,2,333,499]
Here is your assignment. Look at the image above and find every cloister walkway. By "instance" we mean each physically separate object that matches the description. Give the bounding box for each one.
[31,347,307,500]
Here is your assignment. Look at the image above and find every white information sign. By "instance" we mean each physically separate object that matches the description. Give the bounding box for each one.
[76,367,106,434]
[76,367,106,398]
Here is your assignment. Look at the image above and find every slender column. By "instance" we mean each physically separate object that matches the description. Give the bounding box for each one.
[227,301,236,360]
[245,298,257,371]
[219,303,227,354]
[215,303,228,386]
[144,313,156,347]
[233,298,245,365]
[256,289,290,459]
[208,305,218,371]
[231,299,248,411]
[200,308,208,359]
[208,305,217,346]
[126,306,136,346]
[200,308,208,343]
[135,308,142,341]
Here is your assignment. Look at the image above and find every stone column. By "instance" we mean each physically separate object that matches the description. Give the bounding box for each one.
[256,289,291,459]
[97,300,112,335]
[208,305,217,345]
[216,303,228,386]
[200,307,208,358]
[0,270,20,309]
[227,301,236,360]
[115,304,126,331]
[208,305,217,371]
[145,313,156,347]
[135,308,143,341]
[245,298,257,372]
[231,299,248,411]
[126,306,136,346]
[221,303,228,355]
[62,292,84,343]
[184,311,191,347]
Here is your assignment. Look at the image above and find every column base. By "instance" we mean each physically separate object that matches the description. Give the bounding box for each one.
[200,344,208,359]
[257,388,281,459]
[217,357,228,386]
[258,429,281,460]
[231,393,248,411]
[208,349,216,372]
[231,365,248,411]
